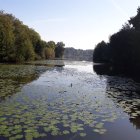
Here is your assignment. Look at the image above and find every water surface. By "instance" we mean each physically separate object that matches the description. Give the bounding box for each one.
[0,60,140,140]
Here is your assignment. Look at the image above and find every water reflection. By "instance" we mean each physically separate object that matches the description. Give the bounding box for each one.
[0,61,140,140]
[0,60,66,101]
[0,65,48,101]
[93,64,140,129]
[93,64,140,82]
[106,76,140,129]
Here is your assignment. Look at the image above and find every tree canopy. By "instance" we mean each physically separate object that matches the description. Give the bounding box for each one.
[0,11,65,63]
[93,7,140,66]
[55,42,65,58]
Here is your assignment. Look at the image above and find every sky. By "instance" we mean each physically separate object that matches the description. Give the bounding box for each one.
[0,0,140,50]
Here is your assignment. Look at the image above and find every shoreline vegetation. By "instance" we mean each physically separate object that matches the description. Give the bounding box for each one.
[0,10,65,63]
[93,7,140,71]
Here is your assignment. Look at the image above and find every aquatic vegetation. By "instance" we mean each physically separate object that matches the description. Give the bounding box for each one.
[63,130,70,135]
[0,83,125,140]
[0,79,21,99]
[106,77,140,120]
[0,61,140,140]
[79,132,86,137]
[0,64,48,79]
[26,60,65,67]
[0,64,48,99]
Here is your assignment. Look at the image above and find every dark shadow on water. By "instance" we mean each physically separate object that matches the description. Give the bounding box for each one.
[93,64,140,82]
[93,64,140,129]
[106,76,140,129]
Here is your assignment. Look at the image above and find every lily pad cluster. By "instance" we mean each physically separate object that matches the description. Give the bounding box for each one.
[0,83,125,140]
[26,60,65,67]
[0,64,48,100]
[106,77,140,119]
[0,65,48,79]
[0,79,20,100]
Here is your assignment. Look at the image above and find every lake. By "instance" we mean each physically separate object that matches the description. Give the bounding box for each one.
[0,60,140,140]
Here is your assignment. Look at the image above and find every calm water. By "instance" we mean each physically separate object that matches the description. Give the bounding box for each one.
[0,60,140,140]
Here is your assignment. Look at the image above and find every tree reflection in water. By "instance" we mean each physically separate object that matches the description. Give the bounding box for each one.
[93,64,140,129]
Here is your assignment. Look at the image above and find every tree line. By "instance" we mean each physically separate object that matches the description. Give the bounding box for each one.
[93,7,140,66]
[0,11,65,63]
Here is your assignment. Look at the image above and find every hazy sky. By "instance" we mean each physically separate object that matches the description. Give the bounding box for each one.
[0,0,140,49]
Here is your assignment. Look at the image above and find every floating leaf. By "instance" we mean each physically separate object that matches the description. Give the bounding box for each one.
[63,130,70,135]
[15,134,23,139]
[79,133,86,137]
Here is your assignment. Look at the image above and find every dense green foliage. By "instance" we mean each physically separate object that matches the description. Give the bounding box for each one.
[55,42,65,58]
[93,7,140,66]
[0,11,65,62]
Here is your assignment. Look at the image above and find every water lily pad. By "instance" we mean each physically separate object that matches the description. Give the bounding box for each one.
[63,130,70,135]
[79,132,86,137]
[51,130,59,136]
[15,134,23,139]
[95,123,104,129]
[25,133,33,140]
